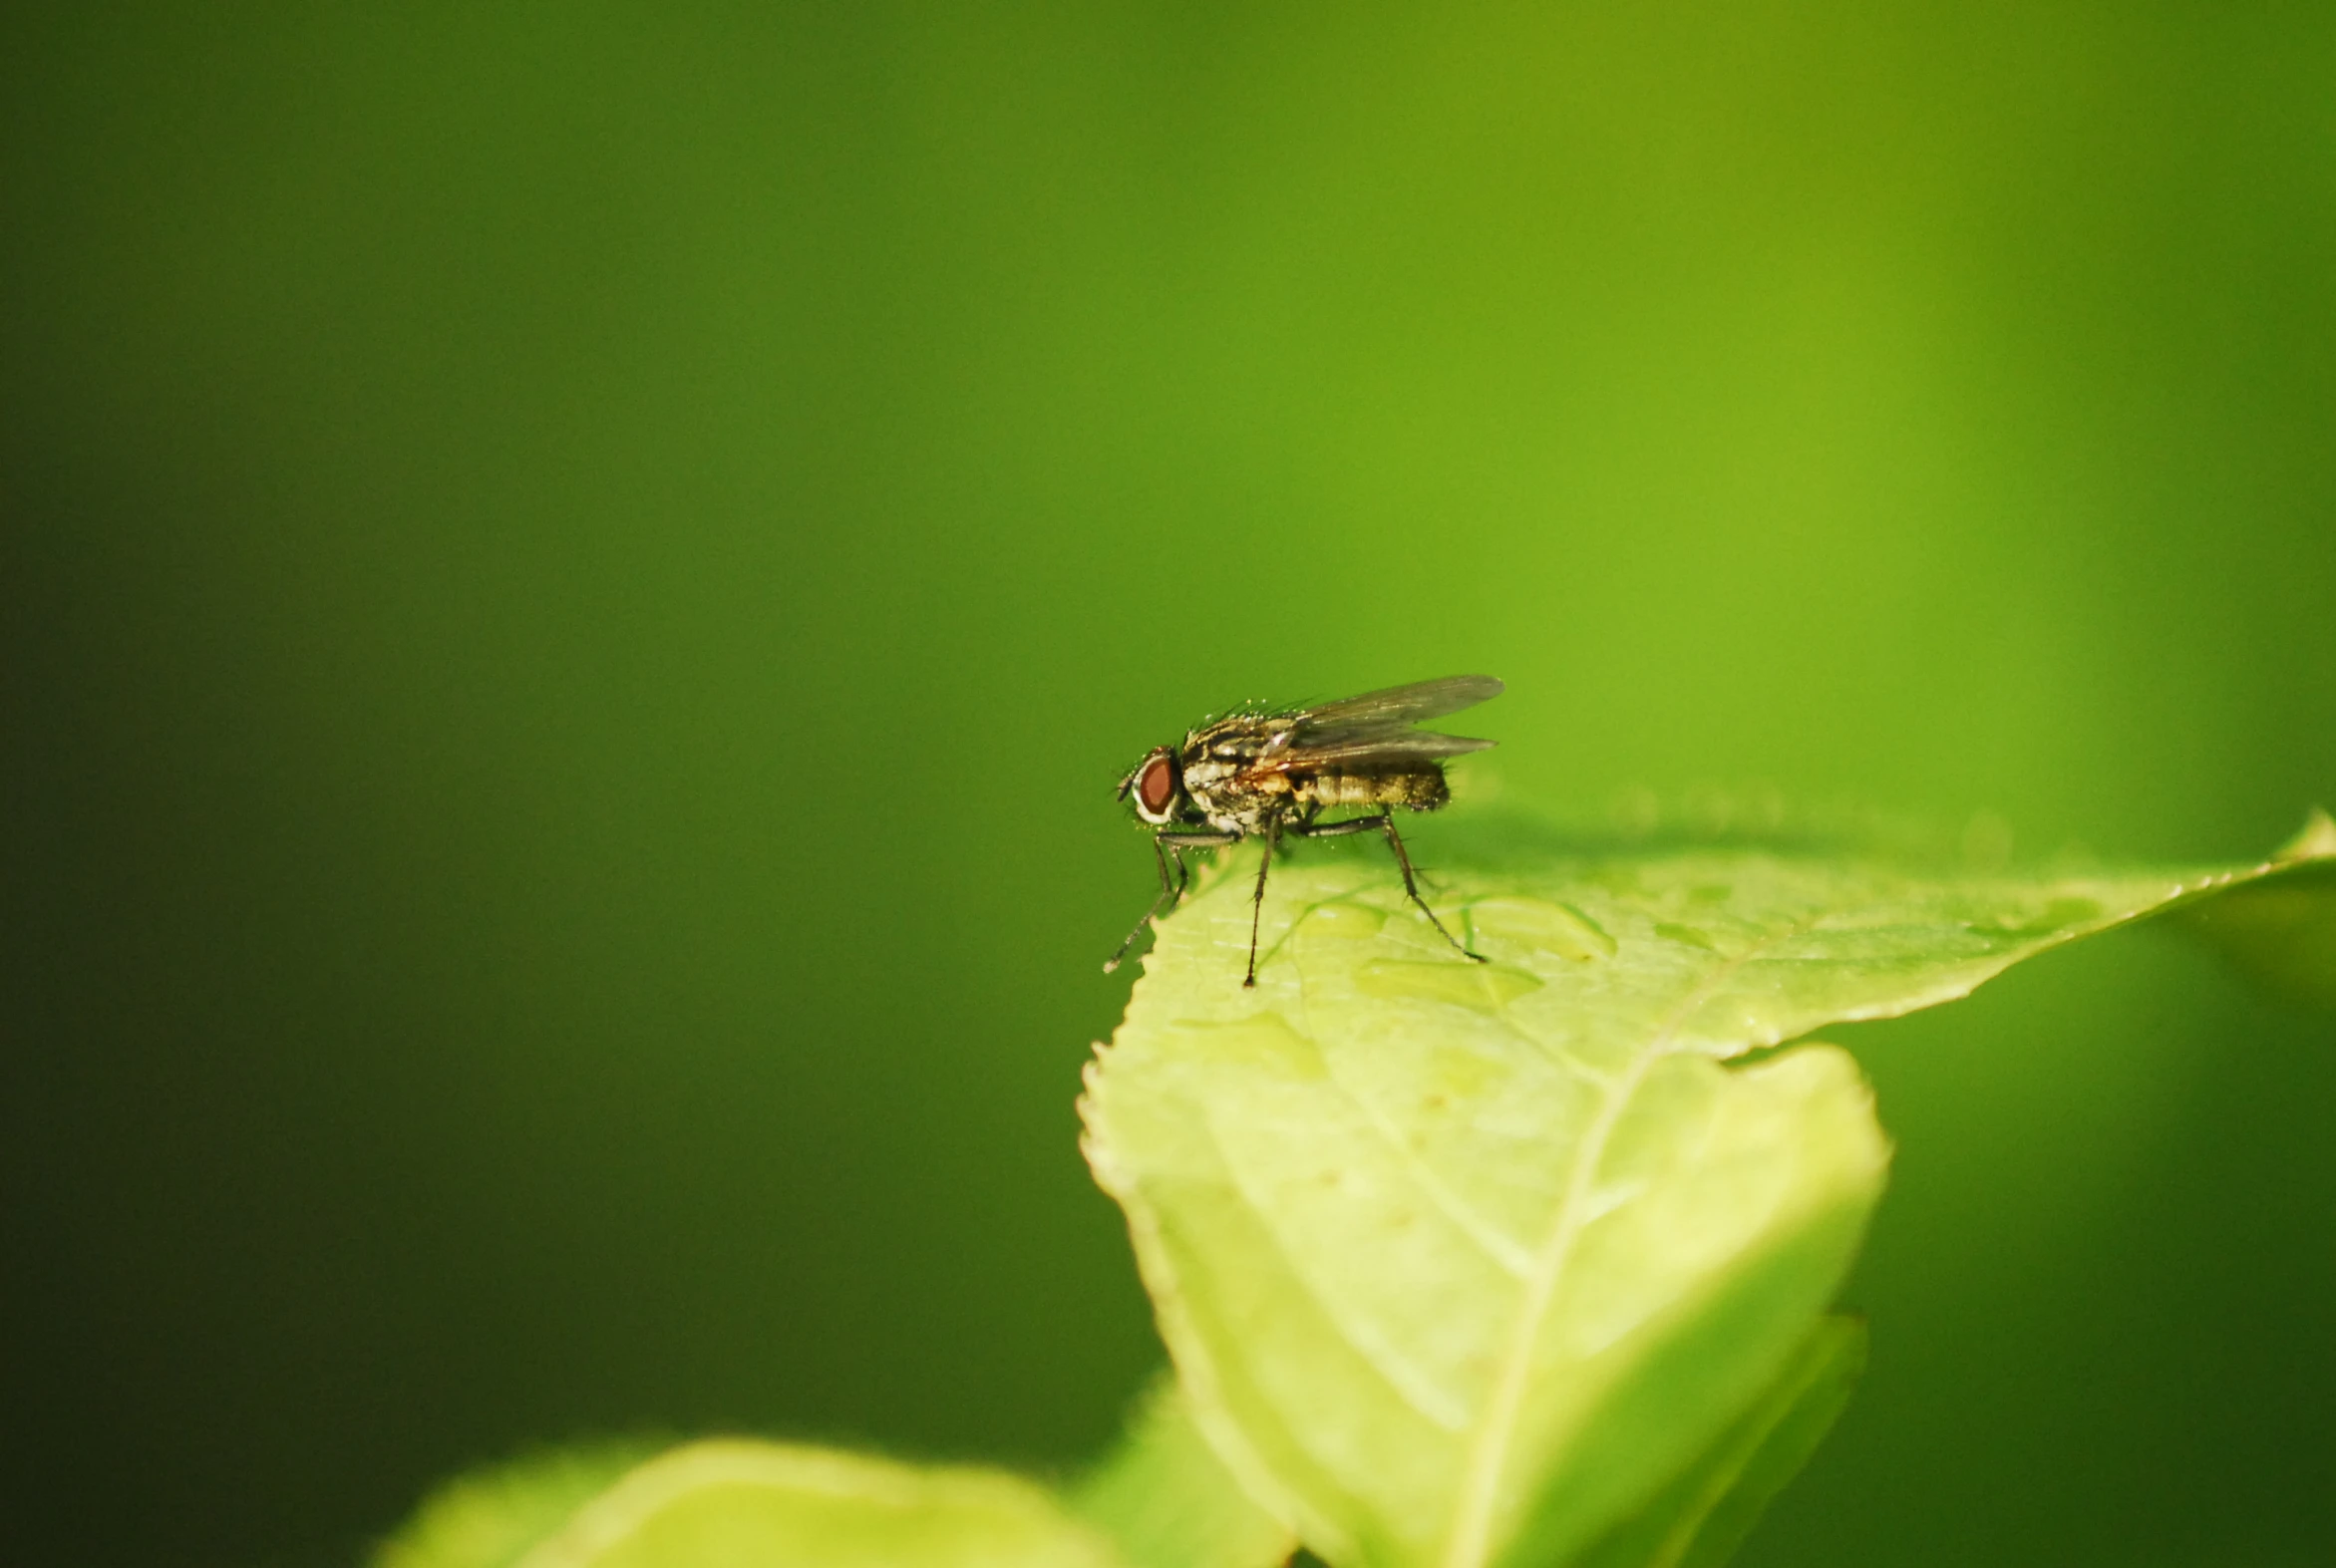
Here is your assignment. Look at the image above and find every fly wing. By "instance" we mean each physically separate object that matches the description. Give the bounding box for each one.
[1253,674,1502,772]
[1286,675,1504,736]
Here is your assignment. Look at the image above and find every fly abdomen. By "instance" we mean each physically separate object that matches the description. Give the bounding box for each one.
[1297,768,1450,811]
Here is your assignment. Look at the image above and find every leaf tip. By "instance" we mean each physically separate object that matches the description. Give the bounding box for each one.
[2276,806,2336,863]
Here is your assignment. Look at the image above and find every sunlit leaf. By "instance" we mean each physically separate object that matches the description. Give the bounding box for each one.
[1081,826,2329,1568]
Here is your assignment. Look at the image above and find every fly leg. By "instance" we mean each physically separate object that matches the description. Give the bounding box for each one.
[1295,809,1484,964]
[1244,815,1281,988]
[1106,829,1238,974]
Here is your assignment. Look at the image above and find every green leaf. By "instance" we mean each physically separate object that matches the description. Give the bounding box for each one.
[374,1441,659,1568]
[1569,1316,1865,1568]
[374,1384,1295,1568]
[1070,1370,1296,1568]
[1080,828,2328,1568]
[493,1440,1127,1568]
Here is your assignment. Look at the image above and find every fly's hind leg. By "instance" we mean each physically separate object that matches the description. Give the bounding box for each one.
[1106,829,1238,974]
[1296,808,1484,964]
[1244,816,1280,988]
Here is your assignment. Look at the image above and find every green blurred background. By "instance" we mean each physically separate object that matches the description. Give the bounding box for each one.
[5,4,2332,1565]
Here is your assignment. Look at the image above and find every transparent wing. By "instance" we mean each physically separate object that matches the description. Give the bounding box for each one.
[1289,673,1503,748]
[1287,675,1504,736]
[1248,675,1502,771]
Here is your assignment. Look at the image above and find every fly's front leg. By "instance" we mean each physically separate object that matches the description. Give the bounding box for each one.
[1103,835,1180,975]
[1105,829,1238,974]
[1295,809,1484,964]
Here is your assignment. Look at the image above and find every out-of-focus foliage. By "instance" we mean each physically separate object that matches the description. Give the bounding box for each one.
[2174,810,2336,1009]
[377,1393,1292,1568]
[1069,1374,1295,1568]
[515,1442,1119,1568]
[377,1443,657,1568]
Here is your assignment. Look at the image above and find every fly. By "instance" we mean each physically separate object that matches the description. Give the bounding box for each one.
[1106,675,1503,987]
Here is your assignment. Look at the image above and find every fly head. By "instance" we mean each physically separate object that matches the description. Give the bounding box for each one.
[1118,746,1185,825]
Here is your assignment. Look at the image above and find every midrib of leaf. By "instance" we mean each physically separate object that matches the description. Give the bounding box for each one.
[1439,920,1811,1568]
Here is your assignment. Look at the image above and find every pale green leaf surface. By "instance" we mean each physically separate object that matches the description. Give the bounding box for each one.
[1070,1371,1296,1568]
[509,1440,1126,1568]
[1080,830,2328,1568]
[374,1442,657,1568]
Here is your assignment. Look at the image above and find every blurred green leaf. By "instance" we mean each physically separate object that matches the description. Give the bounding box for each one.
[1070,1370,1296,1568]
[379,1389,1294,1568]
[493,1440,1127,1568]
[2171,808,2336,1009]
[373,1442,659,1568]
[1080,829,2328,1568]
[1569,1316,1865,1568]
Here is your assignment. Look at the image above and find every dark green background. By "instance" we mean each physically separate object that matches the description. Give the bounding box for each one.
[6,5,2331,1565]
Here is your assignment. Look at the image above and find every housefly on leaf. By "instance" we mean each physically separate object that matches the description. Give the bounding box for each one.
[1107,675,1503,987]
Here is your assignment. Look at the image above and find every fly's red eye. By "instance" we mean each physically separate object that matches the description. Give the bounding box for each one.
[1138,754,1177,818]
